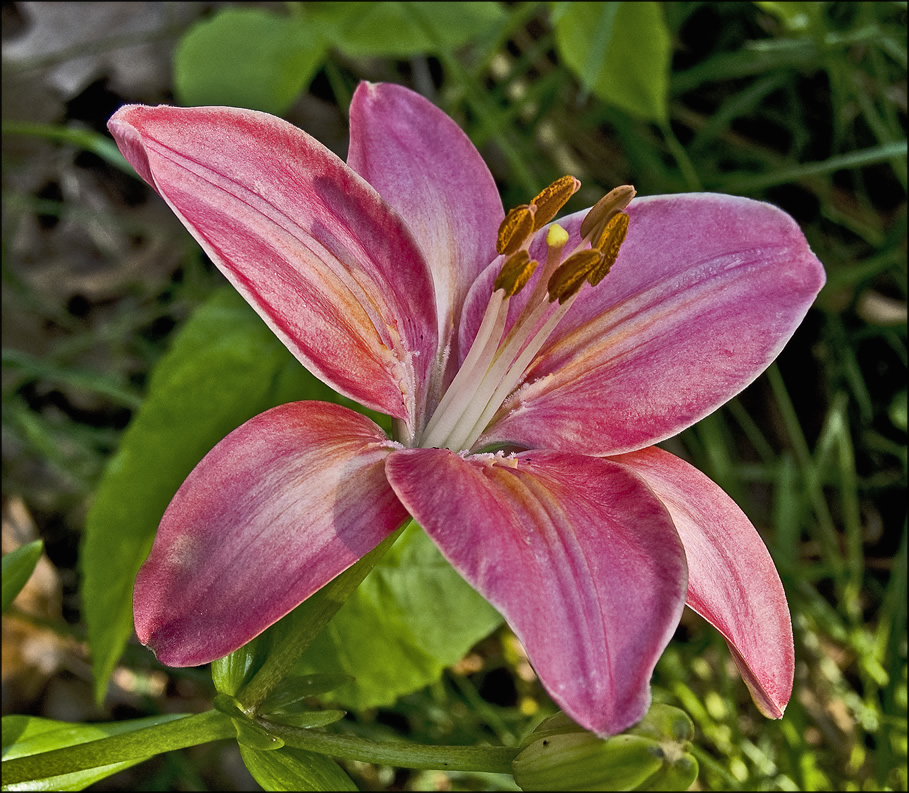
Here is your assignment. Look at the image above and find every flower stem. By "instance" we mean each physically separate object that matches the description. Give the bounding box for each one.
[1,711,235,787]
[256,717,520,774]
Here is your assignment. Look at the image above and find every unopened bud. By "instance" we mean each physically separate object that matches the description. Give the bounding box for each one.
[512,705,698,791]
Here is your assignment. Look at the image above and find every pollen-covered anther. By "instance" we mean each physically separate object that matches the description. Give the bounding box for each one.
[530,175,581,231]
[495,250,539,297]
[548,249,604,304]
[588,212,629,286]
[580,184,636,241]
[497,204,537,256]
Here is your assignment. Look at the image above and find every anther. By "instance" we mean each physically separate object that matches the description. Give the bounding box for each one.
[494,250,539,296]
[531,175,581,231]
[548,249,604,304]
[580,184,636,240]
[588,213,629,286]
[497,205,536,256]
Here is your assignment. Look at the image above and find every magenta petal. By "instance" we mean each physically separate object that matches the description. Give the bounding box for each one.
[478,193,826,455]
[348,83,503,369]
[134,402,408,666]
[108,105,438,425]
[611,446,794,718]
[385,447,687,736]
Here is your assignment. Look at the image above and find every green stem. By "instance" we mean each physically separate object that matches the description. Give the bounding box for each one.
[257,717,520,774]
[1,711,235,787]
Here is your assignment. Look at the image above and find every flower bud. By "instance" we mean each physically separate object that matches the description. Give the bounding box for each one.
[512,705,698,791]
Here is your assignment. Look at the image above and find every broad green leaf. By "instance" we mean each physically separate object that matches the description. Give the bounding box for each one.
[239,744,357,792]
[296,522,503,710]
[81,288,350,703]
[553,1,670,123]
[174,8,327,115]
[2,540,43,613]
[310,1,506,57]
[1,713,186,791]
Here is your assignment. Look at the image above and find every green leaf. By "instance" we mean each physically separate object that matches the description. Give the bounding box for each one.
[2,711,235,788]
[754,1,824,33]
[296,522,503,709]
[553,1,670,123]
[311,1,505,57]
[239,744,358,792]
[259,676,355,715]
[1,540,43,613]
[174,8,327,115]
[265,711,346,730]
[233,718,285,752]
[81,288,353,703]
[1,713,187,791]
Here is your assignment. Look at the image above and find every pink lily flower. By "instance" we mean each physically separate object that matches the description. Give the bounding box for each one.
[108,82,824,737]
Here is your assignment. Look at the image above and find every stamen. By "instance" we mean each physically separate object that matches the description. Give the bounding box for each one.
[494,250,539,296]
[453,289,583,451]
[421,182,634,453]
[497,205,536,255]
[588,212,629,286]
[530,175,581,231]
[420,288,508,448]
[548,249,604,304]
[442,295,555,452]
[579,184,636,240]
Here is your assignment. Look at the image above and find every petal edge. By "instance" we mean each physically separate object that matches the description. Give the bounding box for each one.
[134,402,409,666]
[386,447,688,736]
[611,446,794,718]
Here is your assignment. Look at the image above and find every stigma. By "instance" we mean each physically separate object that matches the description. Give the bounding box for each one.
[418,177,635,451]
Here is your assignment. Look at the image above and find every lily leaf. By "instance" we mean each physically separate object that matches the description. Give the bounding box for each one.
[239,744,357,792]
[553,1,670,123]
[2,540,43,613]
[295,522,503,710]
[258,676,355,715]
[81,287,348,703]
[174,8,327,115]
[311,2,505,57]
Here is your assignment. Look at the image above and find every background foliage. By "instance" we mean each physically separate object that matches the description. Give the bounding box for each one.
[2,1,906,790]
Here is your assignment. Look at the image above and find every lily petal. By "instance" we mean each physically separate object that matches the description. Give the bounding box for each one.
[348,83,503,383]
[475,193,826,455]
[108,105,438,427]
[385,447,688,736]
[134,402,408,666]
[610,446,794,718]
